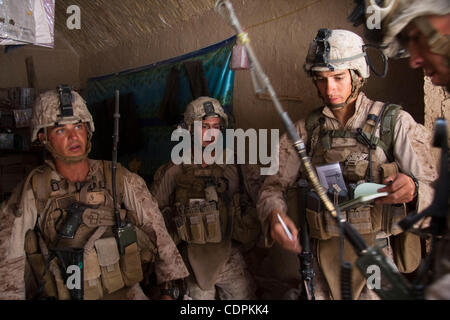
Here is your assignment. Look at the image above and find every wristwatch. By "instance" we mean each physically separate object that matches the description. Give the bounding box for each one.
[161,286,180,299]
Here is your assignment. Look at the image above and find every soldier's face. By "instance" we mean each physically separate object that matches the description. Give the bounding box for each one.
[402,16,450,90]
[201,117,221,147]
[43,123,88,157]
[313,70,354,106]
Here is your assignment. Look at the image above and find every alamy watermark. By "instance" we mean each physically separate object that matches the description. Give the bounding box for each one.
[170,121,279,175]
[365,5,381,30]
[366,264,381,290]
[66,5,81,30]
[66,264,81,290]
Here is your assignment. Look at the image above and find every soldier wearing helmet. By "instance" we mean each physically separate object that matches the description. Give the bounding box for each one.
[0,86,189,300]
[151,96,260,300]
[349,0,450,300]
[257,29,437,299]
[31,87,95,163]
[349,0,449,90]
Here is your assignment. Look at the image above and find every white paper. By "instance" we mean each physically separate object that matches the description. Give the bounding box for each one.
[0,0,54,48]
[0,0,35,44]
[354,182,388,198]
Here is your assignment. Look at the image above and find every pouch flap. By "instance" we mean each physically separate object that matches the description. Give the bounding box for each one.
[94,237,120,266]
[83,249,101,280]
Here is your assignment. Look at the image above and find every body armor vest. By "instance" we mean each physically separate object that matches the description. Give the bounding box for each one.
[304,102,405,239]
[25,160,154,300]
[297,101,422,299]
[171,164,236,290]
[172,164,232,245]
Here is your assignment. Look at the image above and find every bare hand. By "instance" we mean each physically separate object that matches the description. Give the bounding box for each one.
[269,211,301,253]
[375,173,416,205]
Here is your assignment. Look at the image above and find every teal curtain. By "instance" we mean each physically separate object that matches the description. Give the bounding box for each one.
[85,36,236,183]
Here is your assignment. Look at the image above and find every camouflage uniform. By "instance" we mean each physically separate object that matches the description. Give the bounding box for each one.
[258,91,437,299]
[258,29,438,300]
[0,159,189,300]
[349,0,449,300]
[151,96,257,300]
[152,162,257,300]
[0,88,188,299]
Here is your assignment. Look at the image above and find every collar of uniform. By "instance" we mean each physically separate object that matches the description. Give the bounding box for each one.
[186,147,232,169]
[321,91,368,125]
[43,158,100,182]
[182,162,228,171]
[86,159,101,178]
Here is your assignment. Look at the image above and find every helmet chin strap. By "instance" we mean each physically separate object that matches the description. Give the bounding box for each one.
[45,141,91,163]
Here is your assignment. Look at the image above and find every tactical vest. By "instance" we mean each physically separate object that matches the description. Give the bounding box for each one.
[172,164,232,245]
[24,160,156,300]
[303,102,405,240]
[171,164,240,290]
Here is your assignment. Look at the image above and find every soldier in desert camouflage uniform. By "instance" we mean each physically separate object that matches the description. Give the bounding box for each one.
[0,87,188,300]
[152,96,259,300]
[349,0,449,300]
[257,29,438,300]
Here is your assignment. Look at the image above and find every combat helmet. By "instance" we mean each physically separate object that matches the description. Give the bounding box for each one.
[183,96,228,132]
[31,85,95,162]
[304,29,370,108]
[348,0,450,64]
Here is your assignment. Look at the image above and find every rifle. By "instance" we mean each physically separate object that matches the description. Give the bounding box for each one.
[297,179,315,300]
[215,0,413,299]
[50,247,84,300]
[112,89,138,256]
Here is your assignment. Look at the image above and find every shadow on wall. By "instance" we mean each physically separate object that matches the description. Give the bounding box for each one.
[365,58,425,124]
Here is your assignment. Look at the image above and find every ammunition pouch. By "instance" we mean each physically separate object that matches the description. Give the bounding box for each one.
[343,152,370,182]
[392,231,422,274]
[120,242,143,286]
[94,237,124,294]
[382,204,407,236]
[173,201,223,245]
[305,190,374,240]
[83,249,103,300]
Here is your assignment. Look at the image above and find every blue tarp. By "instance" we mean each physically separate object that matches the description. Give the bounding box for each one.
[85,36,236,183]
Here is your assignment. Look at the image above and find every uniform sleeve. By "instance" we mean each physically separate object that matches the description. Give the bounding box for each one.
[0,182,38,300]
[121,168,189,284]
[151,164,182,210]
[223,165,239,198]
[392,111,438,213]
[256,120,308,245]
[239,164,265,206]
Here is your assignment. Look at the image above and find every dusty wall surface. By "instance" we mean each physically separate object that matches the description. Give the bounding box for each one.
[424,77,450,146]
[0,32,80,92]
[78,0,425,131]
[0,0,428,131]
